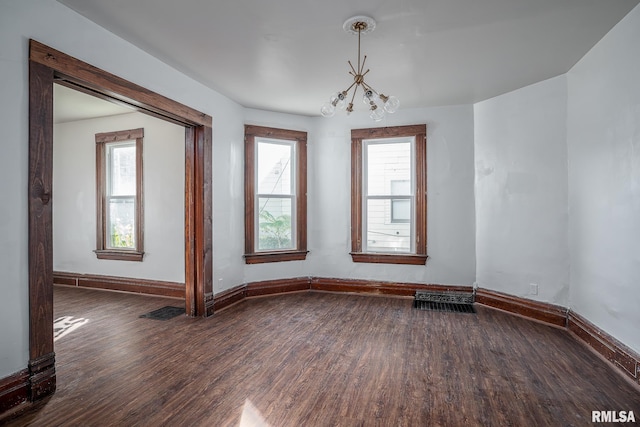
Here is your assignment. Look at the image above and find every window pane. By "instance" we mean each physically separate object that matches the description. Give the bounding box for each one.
[108,143,136,196]
[257,197,293,251]
[257,140,293,195]
[366,141,411,196]
[391,199,411,223]
[366,199,411,252]
[107,197,135,249]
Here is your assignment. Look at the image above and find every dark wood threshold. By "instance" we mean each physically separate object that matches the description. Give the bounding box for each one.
[53,271,185,299]
[244,250,309,264]
[568,311,640,386]
[475,288,568,328]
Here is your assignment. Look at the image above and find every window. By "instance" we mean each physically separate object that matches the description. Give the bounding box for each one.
[95,128,144,261]
[244,125,308,264]
[351,124,427,265]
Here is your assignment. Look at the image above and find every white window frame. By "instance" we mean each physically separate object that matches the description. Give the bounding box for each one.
[254,138,297,253]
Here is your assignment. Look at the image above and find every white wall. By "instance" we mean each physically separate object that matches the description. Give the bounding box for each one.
[567,5,640,353]
[54,111,185,282]
[474,75,570,305]
[243,105,477,286]
[0,0,245,378]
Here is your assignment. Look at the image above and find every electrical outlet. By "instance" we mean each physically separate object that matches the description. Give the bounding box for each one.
[529,283,538,295]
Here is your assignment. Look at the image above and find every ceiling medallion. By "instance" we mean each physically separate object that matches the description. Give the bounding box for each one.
[321,15,399,121]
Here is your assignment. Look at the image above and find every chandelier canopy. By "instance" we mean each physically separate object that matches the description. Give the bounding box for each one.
[321,16,399,121]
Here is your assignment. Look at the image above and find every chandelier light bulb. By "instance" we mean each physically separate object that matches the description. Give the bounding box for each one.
[320,102,336,117]
[330,92,347,110]
[370,105,386,121]
[381,94,400,114]
[320,16,399,120]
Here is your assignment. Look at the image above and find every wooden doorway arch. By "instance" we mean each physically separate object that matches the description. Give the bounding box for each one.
[28,40,213,400]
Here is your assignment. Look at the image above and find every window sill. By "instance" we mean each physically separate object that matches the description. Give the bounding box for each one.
[244,250,309,264]
[95,250,144,262]
[350,252,428,265]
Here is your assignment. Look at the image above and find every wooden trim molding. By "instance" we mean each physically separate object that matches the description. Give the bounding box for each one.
[244,125,308,264]
[29,40,211,127]
[475,288,568,328]
[244,250,309,264]
[568,311,640,386]
[28,352,56,401]
[28,39,212,409]
[95,128,145,261]
[246,277,311,297]
[349,253,428,265]
[53,271,185,299]
[350,124,428,265]
[0,370,29,415]
[213,284,247,312]
[29,55,55,397]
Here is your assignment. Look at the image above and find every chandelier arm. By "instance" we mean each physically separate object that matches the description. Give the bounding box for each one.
[350,84,359,105]
[343,81,358,94]
[361,80,377,94]
[360,55,367,74]
[357,29,362,72]
[347,60,357,76]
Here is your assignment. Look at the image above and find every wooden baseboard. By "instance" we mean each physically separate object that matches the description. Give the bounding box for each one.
[28,352,56,401]
[0,369,29,415]
[1,353,58,418]
[246,277,311,297]
[213,284,246,312]
[311,277,472,297]
[213,277,472,309]
[53,271,185,299]
[567,311,640,386]
[475,288,568,328]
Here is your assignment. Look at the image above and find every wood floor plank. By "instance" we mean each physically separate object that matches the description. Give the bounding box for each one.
[3,285,639,426]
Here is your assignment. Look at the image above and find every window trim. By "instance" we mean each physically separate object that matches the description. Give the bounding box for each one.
[244,125,308,264]
[95,128,144,261]
[350,124,428,265]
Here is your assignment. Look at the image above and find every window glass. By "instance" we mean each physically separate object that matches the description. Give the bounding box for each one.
[257,140,293,195]
[364,138,414,253]
[108,143,136,196]
[258,197,293,250]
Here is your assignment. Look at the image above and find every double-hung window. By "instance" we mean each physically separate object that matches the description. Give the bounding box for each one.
[244,125,308,264]
[95,128,144,261]
[351,124,427,265]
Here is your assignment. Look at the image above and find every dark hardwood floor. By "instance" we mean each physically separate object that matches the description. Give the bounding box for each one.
[4,285,639,426]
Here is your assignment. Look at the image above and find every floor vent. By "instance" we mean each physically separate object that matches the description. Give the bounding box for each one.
[414,290,476,314]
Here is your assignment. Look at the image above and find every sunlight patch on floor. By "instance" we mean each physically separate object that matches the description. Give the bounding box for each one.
[239,399,271,427]
[54,316,89,341]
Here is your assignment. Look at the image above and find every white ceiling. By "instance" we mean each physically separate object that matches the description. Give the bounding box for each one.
[56,0,639,117]
[54,84,134,124]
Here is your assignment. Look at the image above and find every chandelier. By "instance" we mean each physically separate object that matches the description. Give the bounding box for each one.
[321,16,399,121]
